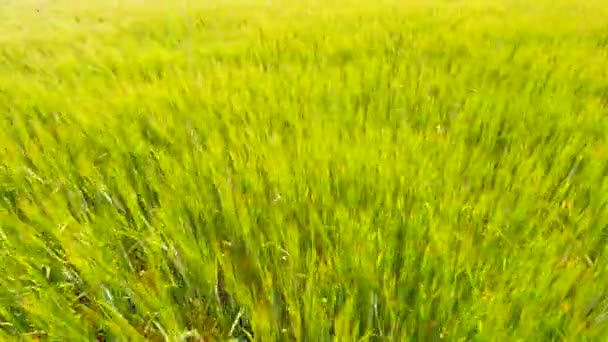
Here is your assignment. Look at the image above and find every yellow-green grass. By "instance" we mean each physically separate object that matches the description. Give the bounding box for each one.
[1,0,608,340]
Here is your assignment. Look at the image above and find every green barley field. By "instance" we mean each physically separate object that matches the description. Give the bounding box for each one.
[1,0,608,340]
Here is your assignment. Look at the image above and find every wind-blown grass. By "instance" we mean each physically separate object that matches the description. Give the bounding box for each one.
[1,0,608,340]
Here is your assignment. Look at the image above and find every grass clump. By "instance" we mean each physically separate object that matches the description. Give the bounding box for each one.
[1,0,608,340]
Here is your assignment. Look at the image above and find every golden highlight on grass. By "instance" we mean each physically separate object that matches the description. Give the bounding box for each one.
[1,0,608,340]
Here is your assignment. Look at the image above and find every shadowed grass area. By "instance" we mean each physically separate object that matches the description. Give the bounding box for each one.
[1,0,608,340]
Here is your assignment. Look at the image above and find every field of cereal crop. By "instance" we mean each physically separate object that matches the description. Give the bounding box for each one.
[2,0,608,340]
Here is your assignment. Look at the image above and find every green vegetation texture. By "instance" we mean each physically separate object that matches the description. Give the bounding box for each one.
[1,0,608,340]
